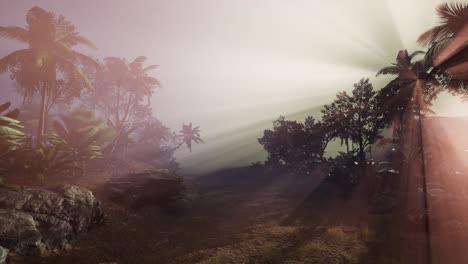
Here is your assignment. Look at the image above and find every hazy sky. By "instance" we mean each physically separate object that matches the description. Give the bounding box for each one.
[0,0,466,174]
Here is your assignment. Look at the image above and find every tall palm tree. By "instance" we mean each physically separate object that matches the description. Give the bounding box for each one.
[418,3,468,83]
[127,56,160,105]
[93,56,158,154]
[174,123,203,152]
[376,50,440,136]
[376,49,440,263]
[0,6,97,141]
[101,56,159,130]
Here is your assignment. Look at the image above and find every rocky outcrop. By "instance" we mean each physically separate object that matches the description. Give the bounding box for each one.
[0,246,8,264]
[103,169,196,209]
[0,184,103,255]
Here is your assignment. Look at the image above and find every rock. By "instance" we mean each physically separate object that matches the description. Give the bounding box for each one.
[103,170,196,209]
[0,184,103,254]
[0,246,8,264]
[0,210,42,253]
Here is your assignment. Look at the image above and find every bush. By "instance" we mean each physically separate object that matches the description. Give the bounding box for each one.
[2,136,77,184]
[51,108,114,176]
[258,116,331,173]
[327,151,360,193]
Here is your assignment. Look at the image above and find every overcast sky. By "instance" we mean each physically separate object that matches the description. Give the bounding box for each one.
[0,0,466,174]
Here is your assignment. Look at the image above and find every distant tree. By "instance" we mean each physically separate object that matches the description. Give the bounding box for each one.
[131,116,180,170]
[88,56,159,152]
[136,117,175,149]
[321,91,353,153]
[175,123,204,152]
[347,79,385,159]
[0,6,97,141]
[258,116,331,172]
[322,79,385,160]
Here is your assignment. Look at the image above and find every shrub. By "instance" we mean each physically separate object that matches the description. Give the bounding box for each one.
[327,151,360,193]
[51,108,114,176]
[3,136,77,184]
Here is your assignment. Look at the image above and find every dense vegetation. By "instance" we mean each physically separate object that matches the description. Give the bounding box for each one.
[258,3,468,188]
[0,6,203,185]
[0,2,466,264]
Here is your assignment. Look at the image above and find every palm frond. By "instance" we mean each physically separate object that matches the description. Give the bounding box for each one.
[376,66,401,76]
[0,26,29,43]
[71,51,98,67]
[130,56,147,69]
[143,64,159,72]
[409,50,426,61]
[418,25,448,47]
[418,3,468,46]
[396,50,411,68]
[437,2,468,24]
[61,34,97,50]
[0,49,30,73]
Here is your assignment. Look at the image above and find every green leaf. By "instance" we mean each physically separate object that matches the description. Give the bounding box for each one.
[0,126,24,136]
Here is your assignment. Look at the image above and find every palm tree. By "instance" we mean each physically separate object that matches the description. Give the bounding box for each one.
[93,56,159,154]
[376,50,441,136]
[0,6,97,142]
[173,123,203,152]
[101,56,159,132]
[418,3,468,86]
[376,49,441,263]
[127,56,160,105]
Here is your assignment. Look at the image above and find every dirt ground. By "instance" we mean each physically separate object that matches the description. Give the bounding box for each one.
[9,166,382,264]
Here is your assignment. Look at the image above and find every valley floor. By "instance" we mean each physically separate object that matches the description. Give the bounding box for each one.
[10,167,389,264]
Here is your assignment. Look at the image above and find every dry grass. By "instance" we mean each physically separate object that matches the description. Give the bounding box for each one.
[192,225,300,264]
[285,225,370,264]
[189,224,372,264]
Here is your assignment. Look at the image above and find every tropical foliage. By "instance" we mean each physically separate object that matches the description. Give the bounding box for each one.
[0,101,23,158]
[177,123,204,152]
[51,109,115,176]
[0,6,97,140]
[0,7,202,185]
[258,116,331,172]
[86,56,159,153]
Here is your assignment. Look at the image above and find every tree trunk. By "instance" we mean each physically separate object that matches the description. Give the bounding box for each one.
[37,83,48,143]
[37,65,56,144]
[171,141,184,152]
[358,139,365,161]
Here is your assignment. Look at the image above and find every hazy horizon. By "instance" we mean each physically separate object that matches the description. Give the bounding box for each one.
[1,0,467,174]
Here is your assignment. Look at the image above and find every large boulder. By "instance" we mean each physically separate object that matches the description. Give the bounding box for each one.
[103,169,196,209]
[0,184,103,254]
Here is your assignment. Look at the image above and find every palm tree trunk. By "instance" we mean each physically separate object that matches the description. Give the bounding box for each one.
[37,83,47,143]
[171,141,184,152]
[37,65,56,144]
[417,95,432,264]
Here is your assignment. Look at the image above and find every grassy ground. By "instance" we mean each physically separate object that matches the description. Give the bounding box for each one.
[9,167,378,264]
